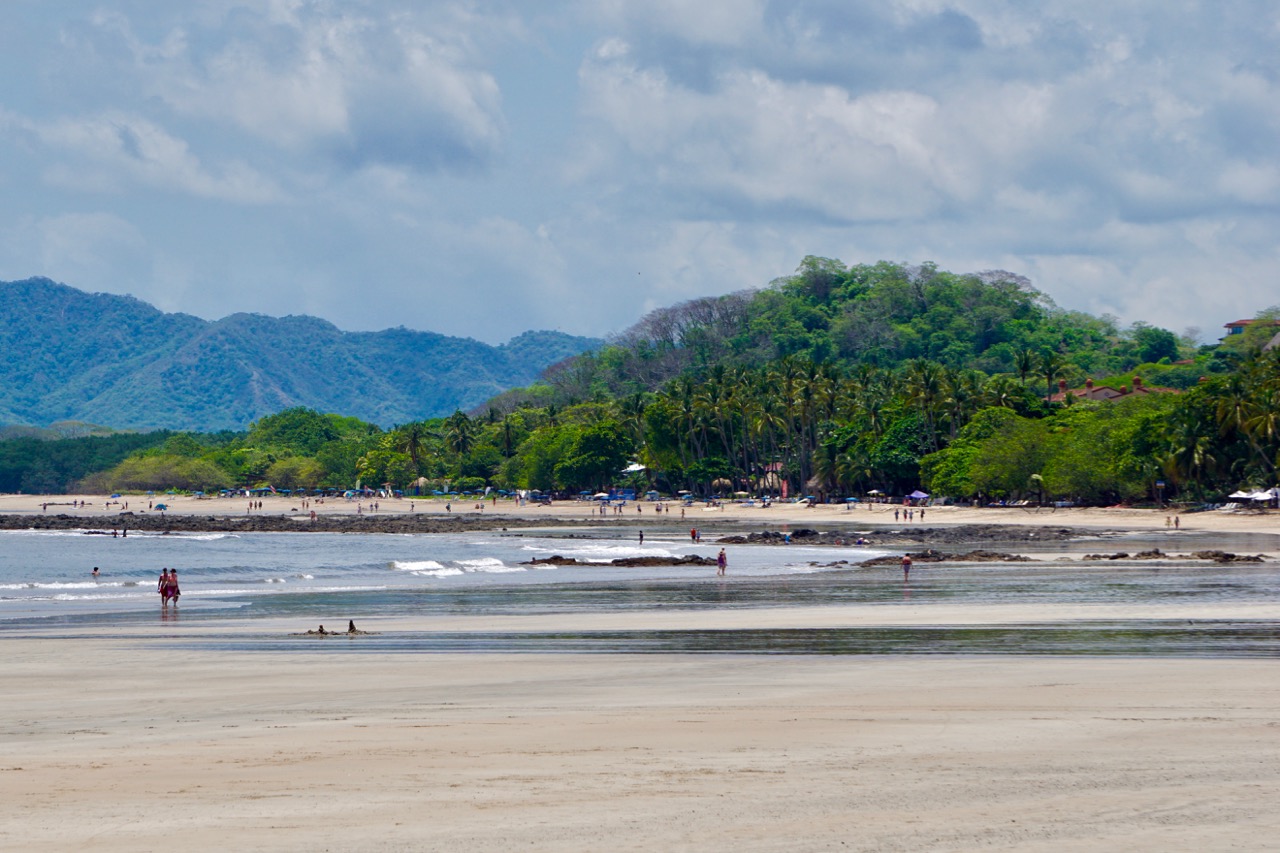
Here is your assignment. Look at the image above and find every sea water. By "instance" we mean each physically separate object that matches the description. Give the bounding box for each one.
[0,527,891,622]
[2,525,1278,656]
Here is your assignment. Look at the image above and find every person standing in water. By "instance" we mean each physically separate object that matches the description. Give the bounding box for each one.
[716,548,727,576]
[168,570,181,604]
[901,554,912,581]
[158,568,170,604]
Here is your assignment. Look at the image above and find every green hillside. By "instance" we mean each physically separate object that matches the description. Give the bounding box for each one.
[3,259,1275,504]
[0,278,600,431]
[530,259,1199,400]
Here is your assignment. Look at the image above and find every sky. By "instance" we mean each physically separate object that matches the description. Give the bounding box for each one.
[1,1,1277,344]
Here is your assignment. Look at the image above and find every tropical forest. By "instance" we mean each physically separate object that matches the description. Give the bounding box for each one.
[4,259,1278,506]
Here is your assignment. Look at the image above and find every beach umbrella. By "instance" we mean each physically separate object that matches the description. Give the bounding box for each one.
[867,489,884,495]
[845,497,859,502]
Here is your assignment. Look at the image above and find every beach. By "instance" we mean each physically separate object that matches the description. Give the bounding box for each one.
[2,494,1279,850]
[4,643,1278,851]
[5,490,1279,536]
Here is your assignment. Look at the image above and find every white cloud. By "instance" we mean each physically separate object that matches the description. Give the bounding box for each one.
[1,2,1279,346]
[578,48,1057,222]
[129,3,507,171]
[30,111,283,203]
[591,0,766,45]
[9,212,149,290]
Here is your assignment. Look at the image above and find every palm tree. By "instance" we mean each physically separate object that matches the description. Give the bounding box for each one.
[617,392,649,452]
[906,359,946,451]
[943,368,984,439]
[1014,347,1036,386]
[1038,350,1066,401]
[1217,373,1277,475]
[1242,392,1280,473]
[395,421,433,470]
[445,410,474,457]
[983,374,1023,409]
[499,415,518,458]
[1163,399,1220,496]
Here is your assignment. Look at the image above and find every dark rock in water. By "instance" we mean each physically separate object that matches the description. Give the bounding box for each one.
[1083,549,1266,563]
[525,554,716,567]
[858,549,1033,567]
[719,524,1080,548]
[1189,550,1265,563]
[718,531,786,544]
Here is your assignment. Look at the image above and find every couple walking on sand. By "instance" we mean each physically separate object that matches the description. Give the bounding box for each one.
[158,568,181,605]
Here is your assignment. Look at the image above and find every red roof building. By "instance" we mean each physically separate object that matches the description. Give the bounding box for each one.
[1049,376,1177,403]
[1223,318,1280,337]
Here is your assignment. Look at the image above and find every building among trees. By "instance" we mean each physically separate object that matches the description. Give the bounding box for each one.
[1049,376,1178,403]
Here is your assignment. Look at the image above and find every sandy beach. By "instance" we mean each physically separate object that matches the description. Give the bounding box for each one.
[5,490,1279,536]
[3,493,1279,850]
[3,642,1278,852]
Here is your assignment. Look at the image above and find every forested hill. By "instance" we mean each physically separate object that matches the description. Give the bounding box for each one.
[512,258,1199,405]
[0,278,599,431]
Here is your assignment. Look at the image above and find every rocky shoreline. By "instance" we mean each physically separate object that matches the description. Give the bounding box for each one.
[0,514,1087,541]
[715,524,1081,547]
[0,512,586,535]
[524,554,717,567]
[4,514,1272,564]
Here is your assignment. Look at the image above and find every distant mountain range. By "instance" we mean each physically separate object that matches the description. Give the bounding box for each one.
[0,278,600,431]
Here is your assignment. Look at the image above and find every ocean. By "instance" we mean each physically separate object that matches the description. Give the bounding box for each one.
[2,524,1278,656]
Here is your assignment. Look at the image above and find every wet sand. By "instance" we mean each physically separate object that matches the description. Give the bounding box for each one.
[3,643,1278,851]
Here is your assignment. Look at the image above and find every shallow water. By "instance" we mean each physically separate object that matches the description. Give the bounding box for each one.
[180,621,1280,658]
[2,525,1277,657]
[0,527,890,621]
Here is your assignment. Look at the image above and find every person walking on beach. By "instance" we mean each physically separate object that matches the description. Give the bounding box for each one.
[716,548,727,576]
[901,554,912,581]
[159,568,170,604]
[168,570,181,604]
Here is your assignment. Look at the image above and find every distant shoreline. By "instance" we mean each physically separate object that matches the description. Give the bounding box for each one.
[1,492,1277,539]
[0,511,1085,543]
[0,511,582,535]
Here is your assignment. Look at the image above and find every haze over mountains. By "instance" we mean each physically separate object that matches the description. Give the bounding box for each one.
[0,278,600,432]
